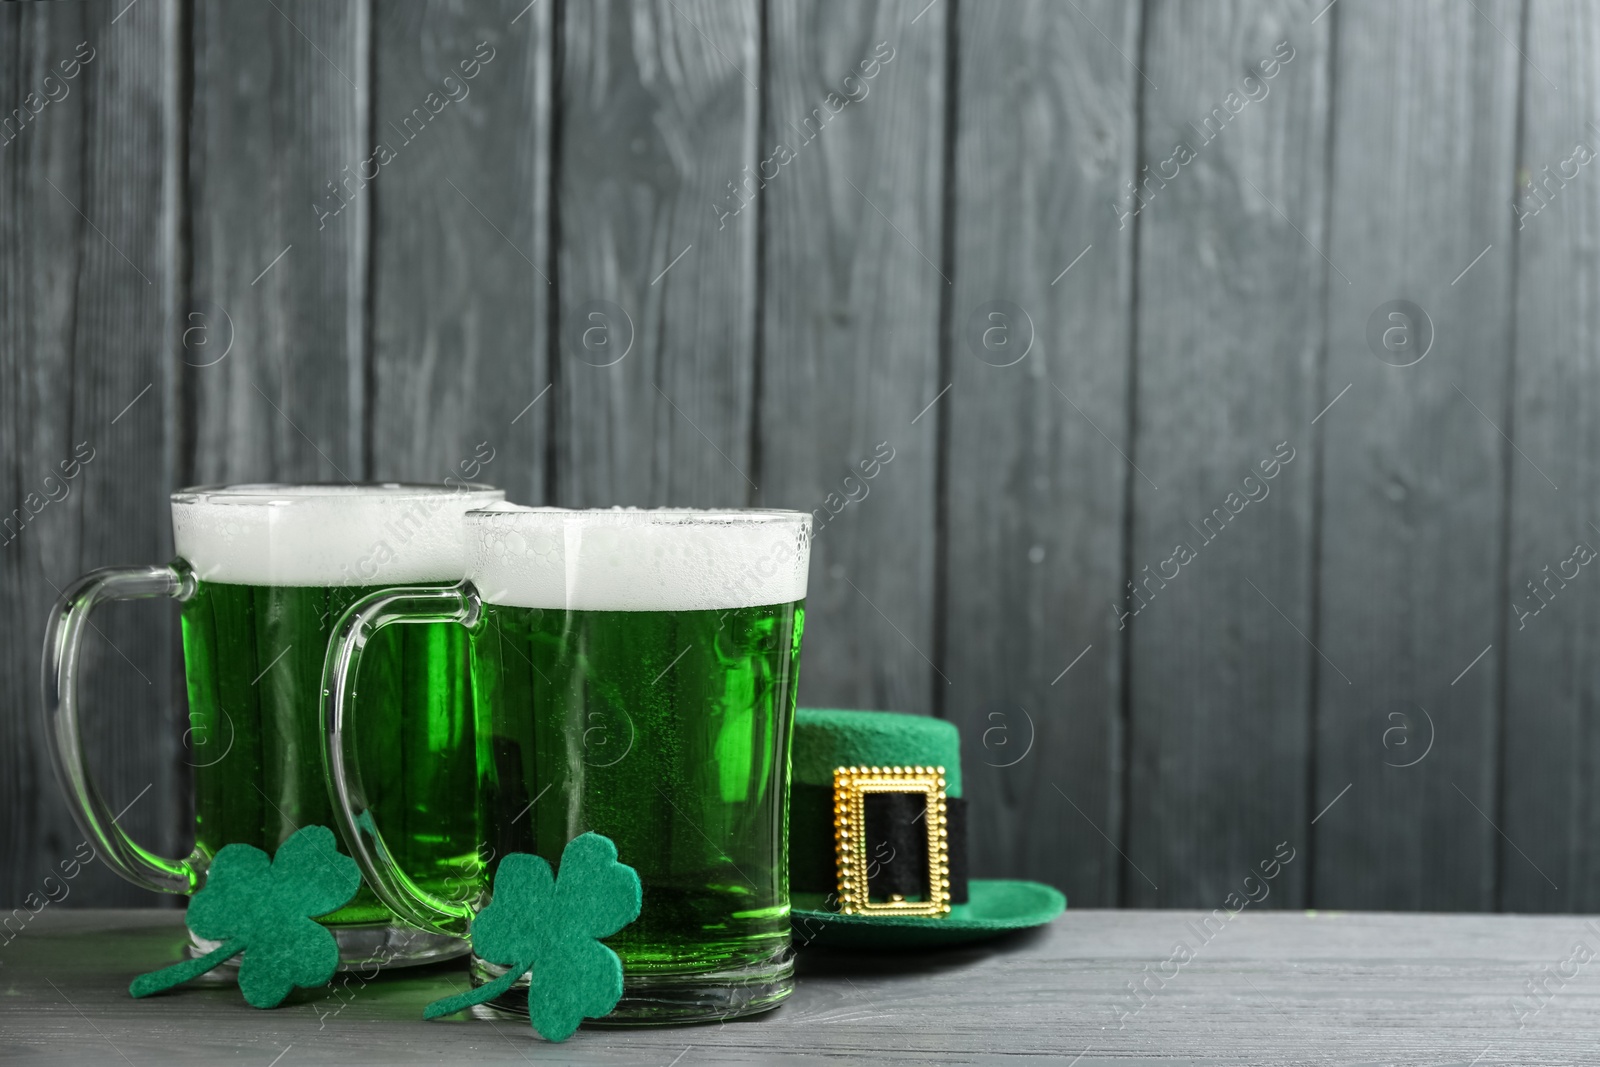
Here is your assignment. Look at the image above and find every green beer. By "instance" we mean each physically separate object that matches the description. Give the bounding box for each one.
[466,507,811,1019]
[324,506,812,1021]
[171,483,502,964]
[180,581,479,926]
[473,599,804,975]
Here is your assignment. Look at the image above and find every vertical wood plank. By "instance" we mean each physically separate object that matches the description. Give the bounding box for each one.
[1501,0,1600,912]
[943,0,1139,904]
[369,0,551,499]
[554,0,758,508]
[189,0,369,484]
[1312,0,1521,910]
[758,1,942,714]
[0,0,180,906]
[1127,0,1329,906]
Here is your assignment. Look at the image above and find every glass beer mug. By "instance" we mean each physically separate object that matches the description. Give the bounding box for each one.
[43,483,503,968]
[323,506,810,1021]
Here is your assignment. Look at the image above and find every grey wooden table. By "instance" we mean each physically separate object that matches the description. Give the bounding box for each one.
[2,910,1597,1065]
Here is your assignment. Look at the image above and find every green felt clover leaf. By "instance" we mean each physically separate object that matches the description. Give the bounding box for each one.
[130,824,361,1008]
[422,832,641,1041]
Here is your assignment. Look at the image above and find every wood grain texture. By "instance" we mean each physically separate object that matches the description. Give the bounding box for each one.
[757,0,942,714]
[188,0,370,483]
[0,0,180,908]
[1500,0,1600,912]
[1124,0,1330,907]
[5,0,1599,915]
[553,0,759,508]
[369,0,552,501]
[1311,0,1522,911]
[9,908,1600,1063]
[942,0,1139,907]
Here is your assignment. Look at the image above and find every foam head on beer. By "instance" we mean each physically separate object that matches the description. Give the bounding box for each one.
[172,483,505,586]
[469,506,811,611]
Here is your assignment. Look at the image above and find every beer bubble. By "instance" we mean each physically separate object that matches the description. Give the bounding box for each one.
[530,535,559,564]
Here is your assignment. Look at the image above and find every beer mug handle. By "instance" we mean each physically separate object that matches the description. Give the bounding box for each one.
[322,581,479,939]
[42,561,202,894]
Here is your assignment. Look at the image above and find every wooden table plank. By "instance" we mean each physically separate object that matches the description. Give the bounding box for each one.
[3,909,1599,1063]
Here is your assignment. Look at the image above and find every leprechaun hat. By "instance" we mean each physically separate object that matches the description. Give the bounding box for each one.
[789,708,1066,949]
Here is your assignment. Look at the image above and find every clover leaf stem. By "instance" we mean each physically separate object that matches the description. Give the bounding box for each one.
[129,937,246,998]
[421,959,534,1019]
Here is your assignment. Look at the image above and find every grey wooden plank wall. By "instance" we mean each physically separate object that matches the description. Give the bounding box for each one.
[0,0,1590,914]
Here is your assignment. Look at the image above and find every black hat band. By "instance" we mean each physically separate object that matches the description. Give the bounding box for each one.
[790,780,969,908]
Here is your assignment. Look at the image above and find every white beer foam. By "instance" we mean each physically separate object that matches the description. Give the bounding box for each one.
[471,506,811,611]
[171,484,505,586]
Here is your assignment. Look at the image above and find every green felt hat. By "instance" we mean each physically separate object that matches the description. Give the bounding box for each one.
[789,708,1065,949]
